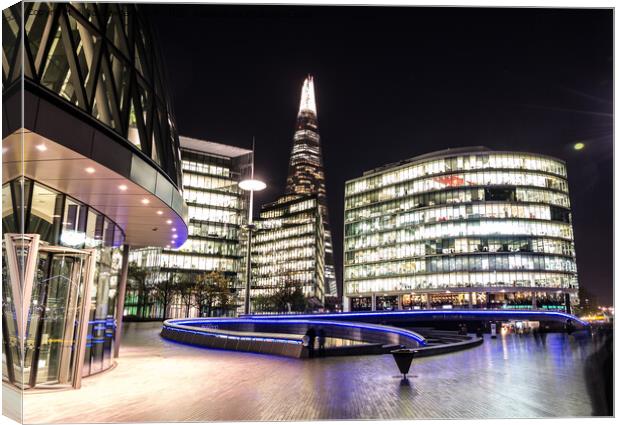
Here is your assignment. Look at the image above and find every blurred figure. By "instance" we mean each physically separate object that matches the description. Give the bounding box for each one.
[318,328,326,357]
[584,325,613,416]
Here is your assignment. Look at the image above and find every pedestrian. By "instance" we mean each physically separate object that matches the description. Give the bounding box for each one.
[306,327,317,358]
[318,328,326,357]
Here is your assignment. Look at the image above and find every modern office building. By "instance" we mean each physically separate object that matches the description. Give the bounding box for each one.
[285,75,337,297]
[2,3,187,389]
[252,194,325,310]
[127,136,252,318]
[343,147,578,312]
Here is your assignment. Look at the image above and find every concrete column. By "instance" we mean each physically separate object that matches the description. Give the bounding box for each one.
[342,296,350,312]
[426,293,431,309]
[371,293,377,311]
[468,292,473,309]
[397,295,403,310]
[532,292,537,309]
[114,244,130,358]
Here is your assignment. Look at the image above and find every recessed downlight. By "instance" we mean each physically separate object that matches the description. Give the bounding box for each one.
[171,227,177,232]
[118,184,128,191]
[141,198,150,205]
[166,219,172,225]
[85,167,96,174]
[157,210,163,215]
[172,234,178,239]
[36,144,47,152]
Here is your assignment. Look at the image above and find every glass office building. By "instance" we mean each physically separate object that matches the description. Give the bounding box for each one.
[2,3,187,389]
[285,75,337,297]
[127,136,252,318]
[252,194,326,310]
[343,147,578,312]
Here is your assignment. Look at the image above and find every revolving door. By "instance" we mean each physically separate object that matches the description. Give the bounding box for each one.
[2,234,95,389]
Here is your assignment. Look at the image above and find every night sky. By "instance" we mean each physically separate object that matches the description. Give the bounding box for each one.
[144,5,613,304]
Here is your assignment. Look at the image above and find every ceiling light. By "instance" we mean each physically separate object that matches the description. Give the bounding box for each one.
[172,234,178,239]
[35,144,47,152]
[118,184,128,191]
[141,198,150,205]
[157,210,163,215]
[166,219,172,224]
[85,167,96,174]
[171,227,176,232]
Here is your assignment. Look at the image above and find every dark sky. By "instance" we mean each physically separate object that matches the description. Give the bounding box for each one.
[145,5,613,304]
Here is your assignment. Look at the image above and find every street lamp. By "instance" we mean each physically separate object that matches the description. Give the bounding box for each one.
[238,140,266,315]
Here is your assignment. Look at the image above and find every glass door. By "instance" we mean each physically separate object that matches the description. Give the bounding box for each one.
[3,234,94,389]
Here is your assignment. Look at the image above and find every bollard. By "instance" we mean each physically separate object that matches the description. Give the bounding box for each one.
[391,348,417,380]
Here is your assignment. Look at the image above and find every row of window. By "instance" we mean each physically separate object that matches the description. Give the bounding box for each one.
[260,199,316,219]
[188,205,242,225]
[253,236,316,254]
[177,238,240,257]
[253,222,317,244]
[345,237,575,265]
[188,221,239,240]
[254,246,316,264]
[345,271,577,294]
[184,188,243,210]
[157,252,240,272]
[345,203,570,237]
[345,171,568,210]
[253,272,318,290]
[345,187,570,222]
[253,259,317,276]
[182,159,231,178]
[182,173,242,194]
[345,219,574,251]
[345,254,576,280]
[347,154,566,195]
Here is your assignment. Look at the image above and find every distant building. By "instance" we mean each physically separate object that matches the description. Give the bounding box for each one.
[343,147,579,312]
[284,75,337,297]
[127,136,252,318]
[252,194,325,310]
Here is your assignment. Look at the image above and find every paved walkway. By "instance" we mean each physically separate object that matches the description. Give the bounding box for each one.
[20,322,597,422]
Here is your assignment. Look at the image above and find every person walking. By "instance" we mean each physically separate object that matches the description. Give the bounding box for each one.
[318,328,326,357]
[306,327,317,358]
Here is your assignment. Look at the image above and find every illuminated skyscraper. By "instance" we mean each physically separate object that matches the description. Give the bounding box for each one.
[286,75,337,296]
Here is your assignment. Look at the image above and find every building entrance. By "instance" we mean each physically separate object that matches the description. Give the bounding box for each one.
[2,234,95,389]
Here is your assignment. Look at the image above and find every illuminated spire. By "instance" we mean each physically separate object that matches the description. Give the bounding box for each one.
[298,74,317,116]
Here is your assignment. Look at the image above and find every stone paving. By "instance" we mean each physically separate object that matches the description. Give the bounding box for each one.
[19,322,598,423]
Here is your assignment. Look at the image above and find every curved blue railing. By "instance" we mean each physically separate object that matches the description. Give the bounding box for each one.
[165,317,427,346]
[242,309,589,327]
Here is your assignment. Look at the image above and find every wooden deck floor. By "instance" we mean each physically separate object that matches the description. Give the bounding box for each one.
[18,322,597,423]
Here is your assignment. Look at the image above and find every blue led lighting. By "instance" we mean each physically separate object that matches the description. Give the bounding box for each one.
[241,309,589,327]
[164,317,427,346]
[162,325,303,345]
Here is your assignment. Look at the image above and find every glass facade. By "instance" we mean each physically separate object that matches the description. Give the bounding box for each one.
[252,194,326,308]
[127,140,251,318]
[2,2,182,188]
[284,75,336,296]
[2,178,123,381]
[343,148,579,312]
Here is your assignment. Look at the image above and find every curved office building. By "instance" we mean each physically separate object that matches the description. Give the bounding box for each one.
[2,3,187,389]
[343,147,578,312]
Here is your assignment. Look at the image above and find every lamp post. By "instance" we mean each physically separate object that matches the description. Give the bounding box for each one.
[238,141,266,315]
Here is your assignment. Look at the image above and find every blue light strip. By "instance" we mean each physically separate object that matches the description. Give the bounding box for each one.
[162,324,303,345]
[164,317,427,346]
[242,309,589,327]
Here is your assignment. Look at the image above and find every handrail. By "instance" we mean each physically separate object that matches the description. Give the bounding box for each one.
[242,309,589,327]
